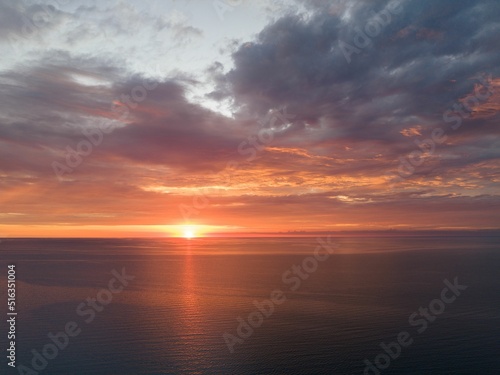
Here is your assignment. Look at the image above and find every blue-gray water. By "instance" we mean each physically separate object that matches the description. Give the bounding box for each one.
[1,236,499,374]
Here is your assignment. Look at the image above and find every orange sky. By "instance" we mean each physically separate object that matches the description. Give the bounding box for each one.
[1,1,499,237]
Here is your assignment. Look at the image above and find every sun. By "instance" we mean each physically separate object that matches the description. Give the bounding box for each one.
[166,224,218,238]
[183,226,196,239]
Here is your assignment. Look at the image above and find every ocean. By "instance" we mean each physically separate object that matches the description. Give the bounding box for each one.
[1,236,499,374]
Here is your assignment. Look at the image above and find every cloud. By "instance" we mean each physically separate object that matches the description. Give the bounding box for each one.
[0,0,69,46]
[0,55,246,176]
[209,0,500,177]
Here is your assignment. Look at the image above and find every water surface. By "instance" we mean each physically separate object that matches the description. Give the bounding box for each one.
[0,236,499,374]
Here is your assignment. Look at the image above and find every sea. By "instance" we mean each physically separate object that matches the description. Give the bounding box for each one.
[0,236,499,374]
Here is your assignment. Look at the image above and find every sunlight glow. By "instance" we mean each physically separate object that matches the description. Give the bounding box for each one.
[159,224,243,238]
[183,227,195,239]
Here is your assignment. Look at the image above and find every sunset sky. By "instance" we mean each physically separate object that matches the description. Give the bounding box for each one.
[0,0,499,237]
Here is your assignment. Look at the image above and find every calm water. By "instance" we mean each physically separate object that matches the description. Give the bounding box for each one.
[0,237,499,374]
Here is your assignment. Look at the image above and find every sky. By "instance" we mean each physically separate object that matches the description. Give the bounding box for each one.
[0,0,499,237]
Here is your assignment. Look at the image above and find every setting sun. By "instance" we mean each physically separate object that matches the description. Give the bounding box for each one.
[159,224,240,238]
[183,227,195,239]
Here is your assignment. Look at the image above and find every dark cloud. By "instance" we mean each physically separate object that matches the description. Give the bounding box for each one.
[206,0,500,185]
[214,2,498,126]
[0,56,249,177]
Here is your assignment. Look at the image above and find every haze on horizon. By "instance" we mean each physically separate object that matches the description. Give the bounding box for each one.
[0,0,499,238]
